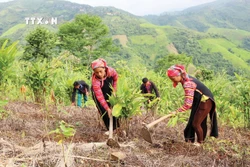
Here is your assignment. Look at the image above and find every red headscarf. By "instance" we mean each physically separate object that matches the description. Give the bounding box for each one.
[167,65,189,88]
[91,58,107,70]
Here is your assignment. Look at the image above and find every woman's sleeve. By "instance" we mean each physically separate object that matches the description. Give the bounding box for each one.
[176,81,196,112]
[92,78,110,111]
[151,82,160,97]
[84,82,90,92]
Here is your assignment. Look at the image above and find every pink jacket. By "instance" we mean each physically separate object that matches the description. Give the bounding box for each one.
[92,66,118,111]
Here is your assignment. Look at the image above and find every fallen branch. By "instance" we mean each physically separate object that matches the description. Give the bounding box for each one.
[55,155,109,162]
[0,138,135,167]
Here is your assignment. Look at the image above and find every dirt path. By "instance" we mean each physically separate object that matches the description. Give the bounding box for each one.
[0,102,249,167]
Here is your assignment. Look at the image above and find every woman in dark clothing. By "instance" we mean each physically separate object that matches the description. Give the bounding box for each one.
[91,58,119,131]
[140,77,160,102]
[167,65,218,144]
[71,80,89,107]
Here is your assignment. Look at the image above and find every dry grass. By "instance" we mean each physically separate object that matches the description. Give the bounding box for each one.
[0,102,249,167]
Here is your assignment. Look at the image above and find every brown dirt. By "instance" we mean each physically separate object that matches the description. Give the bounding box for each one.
[166,43,178,54]
[112,35,128,47]
[0,101,250,167]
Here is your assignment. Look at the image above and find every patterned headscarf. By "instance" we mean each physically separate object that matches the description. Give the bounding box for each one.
[167,65,189,88]
[91,58,108,88]
[91,58,107,70]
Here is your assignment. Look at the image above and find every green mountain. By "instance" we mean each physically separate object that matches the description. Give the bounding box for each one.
[0,0,250,75]
[144,0,250,32]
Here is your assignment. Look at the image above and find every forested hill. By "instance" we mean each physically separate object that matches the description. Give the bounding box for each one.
[0,0,140,35]
[0,0,250,76]
[144,0,250,32]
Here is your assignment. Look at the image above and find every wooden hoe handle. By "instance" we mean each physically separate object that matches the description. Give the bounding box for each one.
[146,113,175,129]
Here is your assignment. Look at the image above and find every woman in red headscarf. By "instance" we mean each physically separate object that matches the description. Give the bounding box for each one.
[167,65,218,145]
[91,58,119,131]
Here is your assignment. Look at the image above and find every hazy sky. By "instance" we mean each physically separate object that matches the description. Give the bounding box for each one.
[0,0,216,16]
[68,0,216,15]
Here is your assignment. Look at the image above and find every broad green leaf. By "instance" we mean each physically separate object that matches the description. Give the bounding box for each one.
[112,104,123,117]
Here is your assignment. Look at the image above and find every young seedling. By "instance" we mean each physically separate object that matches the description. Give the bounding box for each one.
[49,120,76,167]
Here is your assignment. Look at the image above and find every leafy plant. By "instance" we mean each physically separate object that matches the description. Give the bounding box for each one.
[49,120,76,142]
[58,14,118,67]
[23,59,55,103]
[109,76,147,118]
[49,120,76,167]
[147,96,159,107]
[0,40,18,85]
[144,97,160,116]
[155,53,192,74]
[0,100,9,119]
[108,76,147,134]
[234,73,250,128]
[167,112,188,127]
[195,67,214,81]
[23,26,57,61]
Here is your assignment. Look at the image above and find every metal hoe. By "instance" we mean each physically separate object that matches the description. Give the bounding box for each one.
[106,115,120,148]
[141,113,175,143]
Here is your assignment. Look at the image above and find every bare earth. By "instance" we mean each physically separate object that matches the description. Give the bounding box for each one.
[0,102,249,167]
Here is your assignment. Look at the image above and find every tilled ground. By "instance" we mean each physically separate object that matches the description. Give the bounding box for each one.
[0,101,249,167]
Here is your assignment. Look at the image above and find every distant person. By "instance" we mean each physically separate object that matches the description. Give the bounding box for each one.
[140,77,160,103]
[167,64,218,145]
[71,80,89,107]
[91,58,119,131]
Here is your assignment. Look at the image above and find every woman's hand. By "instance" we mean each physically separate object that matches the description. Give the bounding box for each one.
[107,108,112,118]
[170,111,177,115]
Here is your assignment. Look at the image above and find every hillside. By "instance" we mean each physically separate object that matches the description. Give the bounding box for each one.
[144,0,250,32]
[0,0,250,74]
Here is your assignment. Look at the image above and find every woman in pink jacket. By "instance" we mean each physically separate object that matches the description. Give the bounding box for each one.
[91,58,119,130]
[167,65,218,144]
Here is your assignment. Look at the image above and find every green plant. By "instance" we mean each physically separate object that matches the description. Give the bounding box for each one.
[155,53,192,74]
[23,26,57,61]
[0,100,9,119]
[49,120,76,143]
[167,113,188,127]
[23,59,55,103]
[147,96,159,108]
[109,77,146,118]
[58,14,118,67]
[195,67,214,81]
[234,73,250,128]
[108,76,147,134]
[21,164,27,167]
[0,40,18,85]
[49,120,76,167]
